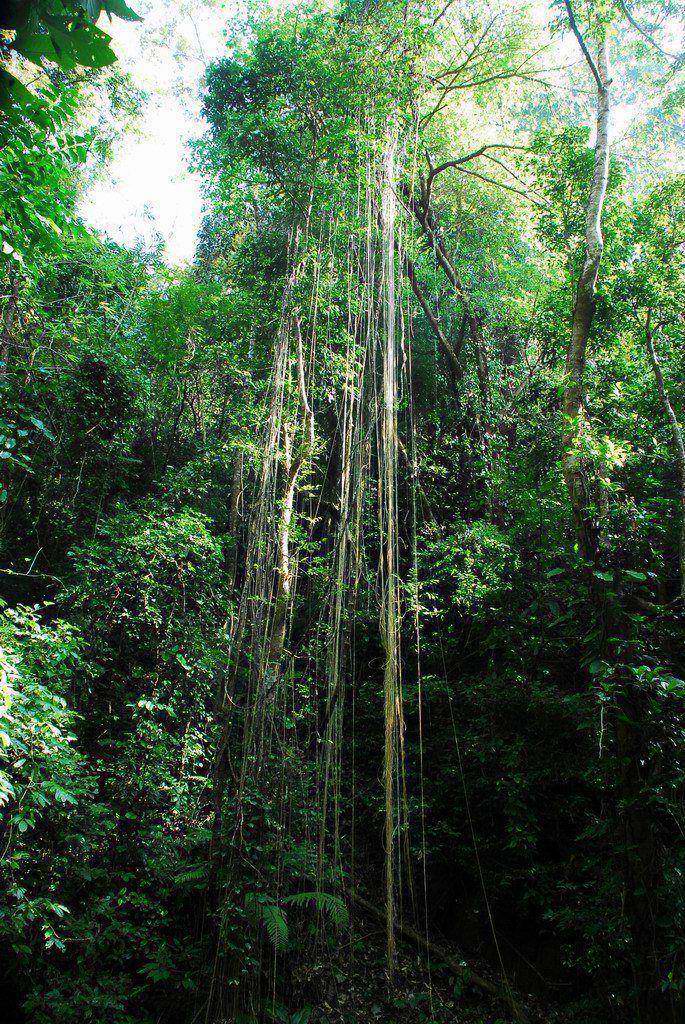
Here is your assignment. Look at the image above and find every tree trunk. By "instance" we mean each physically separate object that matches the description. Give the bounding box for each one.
[644,314,685,599]
[380,135,401,978]
[402,253,465,376]
[267,423,296,674]
[561,26,611,564]
[403,190,500,517]
[615,682,669,1023]
[606,599,672,1024]
[226,451,244,592]
[266,318,315,682]
[405,193,491,412]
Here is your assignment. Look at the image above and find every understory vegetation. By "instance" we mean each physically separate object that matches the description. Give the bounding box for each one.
[1,1,684,1022]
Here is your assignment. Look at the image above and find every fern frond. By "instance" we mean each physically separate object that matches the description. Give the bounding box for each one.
[283,891,349,928]
[244,892,289,950]
[261,901,289,950]
[175,863,208,886]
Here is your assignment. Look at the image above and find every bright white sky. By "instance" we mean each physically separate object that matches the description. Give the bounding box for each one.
[79,0,237,265]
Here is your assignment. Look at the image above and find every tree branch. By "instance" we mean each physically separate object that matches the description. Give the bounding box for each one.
[426,143,530,199]
[403,253,464,375]
[563,0,605,91]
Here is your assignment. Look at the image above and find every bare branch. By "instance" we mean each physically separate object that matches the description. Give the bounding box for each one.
[431,0,460,27]
[458,166,541,204]
[563,0,605,91]
[613,0,676,57]
[427,143,529,192]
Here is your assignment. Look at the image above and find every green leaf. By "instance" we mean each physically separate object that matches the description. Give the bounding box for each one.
[30,417,55,440]
[2,76,38,108]
[103,0,143,21]
[13,32,58,65]
[78,0,103,19]
[54,25,117,69]
[291,1009,313,1024]
[36,213,63,236]
[14,22,117,70]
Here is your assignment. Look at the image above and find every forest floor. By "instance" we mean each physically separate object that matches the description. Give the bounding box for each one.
[291,900,554,1024]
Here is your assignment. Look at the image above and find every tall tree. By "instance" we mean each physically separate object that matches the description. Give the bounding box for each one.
[561,0,612,564]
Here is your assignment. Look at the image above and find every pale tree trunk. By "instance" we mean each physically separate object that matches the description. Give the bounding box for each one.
[562,18,672,1018]
[644,313,685,600]
[226,451,244,592]
[561,20,611,564]
[267,423,295,672]
[266,318,315,679]
[380,136,401,978]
